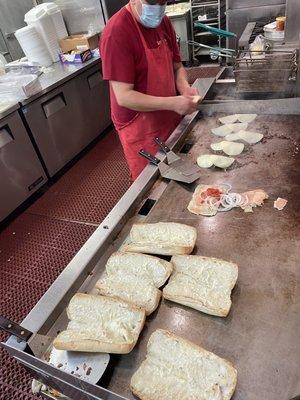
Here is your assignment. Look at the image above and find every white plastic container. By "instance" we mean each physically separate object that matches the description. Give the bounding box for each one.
[35,2,68,40]
[15,25,53,67]
[25,7,60,62]
[54,0,104,35]
[263,22,284,42]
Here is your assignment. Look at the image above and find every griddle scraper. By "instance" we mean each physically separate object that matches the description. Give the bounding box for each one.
[139,149,200,183]
[154,137,200,176]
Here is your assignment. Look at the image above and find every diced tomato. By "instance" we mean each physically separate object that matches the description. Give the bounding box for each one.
[206,188,222,198]
[195,187,222,205]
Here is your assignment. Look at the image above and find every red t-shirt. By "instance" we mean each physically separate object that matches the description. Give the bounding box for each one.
[100,6,181,130]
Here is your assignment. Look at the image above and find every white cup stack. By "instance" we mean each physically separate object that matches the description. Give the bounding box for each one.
[35,3,68,40]
[25,7,60,62]
[15,25,53,67]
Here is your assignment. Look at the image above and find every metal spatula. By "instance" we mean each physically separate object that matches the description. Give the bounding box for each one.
[0,316,109,384]
[154,137,200,176]
[139,149,200,184]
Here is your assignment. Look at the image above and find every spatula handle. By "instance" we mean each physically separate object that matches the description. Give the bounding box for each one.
[139,149,160,165]
[154,137,170,154]
[0,315,32,342]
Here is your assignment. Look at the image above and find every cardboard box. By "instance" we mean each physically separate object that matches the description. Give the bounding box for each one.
[59,33,99,54]
[59,50,93,64]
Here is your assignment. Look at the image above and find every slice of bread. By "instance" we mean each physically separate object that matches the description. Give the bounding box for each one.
[96,274,161,316]
[163,255,238,317]
[130,329,237,400]
[123,222,197,256]
[105,252,173,288]
[95,252,173,315]
[53,293,145,354]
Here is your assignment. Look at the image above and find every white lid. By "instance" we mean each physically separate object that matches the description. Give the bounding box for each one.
[35,2,60,15]
[24,7,48,23]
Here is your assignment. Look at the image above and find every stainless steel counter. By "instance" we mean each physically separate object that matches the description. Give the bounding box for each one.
[0,102,19,119]
[21,56,101,106]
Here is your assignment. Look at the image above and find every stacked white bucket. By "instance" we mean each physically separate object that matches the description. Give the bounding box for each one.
[15,3,68,67]
[15,25,53,67]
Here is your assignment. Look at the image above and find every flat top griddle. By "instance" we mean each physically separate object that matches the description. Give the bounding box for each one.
[102,113,300,400]
[3,110,300,400]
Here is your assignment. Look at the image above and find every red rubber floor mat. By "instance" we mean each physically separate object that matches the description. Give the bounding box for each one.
[0,130,130,399]
[186,65,220,84]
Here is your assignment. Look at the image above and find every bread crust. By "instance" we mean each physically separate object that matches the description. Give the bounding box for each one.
[106,251,173,287]
[124,222,197,256]
[54,294,146,353]
[130,329,237,400]
[53,337,138,354]
[123,243,194,256]
[163,256,238,317]
[163,294,229,317]
[95,281,162,316]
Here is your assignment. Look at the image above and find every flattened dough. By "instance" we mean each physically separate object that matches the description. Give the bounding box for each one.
[224,133,242,142]
[226,122,248,132]
[237,114,257,123]
[219,114,239,124]
[211,141,244,156]
[197,154,216,168]
[211,125,233,137]
[225,130,263,144]
[238,130,263,144]
[197,155,234,169]
[214,156,235,169]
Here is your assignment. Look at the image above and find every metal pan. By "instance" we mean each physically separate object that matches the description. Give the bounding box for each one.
[0,316,109,385]
[139,149,201,183]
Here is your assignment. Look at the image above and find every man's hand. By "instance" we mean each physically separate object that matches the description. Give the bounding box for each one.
[182,86,199,97]
[172,95,199,115]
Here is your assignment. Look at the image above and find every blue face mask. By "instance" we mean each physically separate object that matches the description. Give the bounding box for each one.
[138,1,166,28]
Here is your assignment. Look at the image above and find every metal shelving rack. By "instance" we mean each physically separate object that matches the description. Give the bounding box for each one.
[189,0,226,61]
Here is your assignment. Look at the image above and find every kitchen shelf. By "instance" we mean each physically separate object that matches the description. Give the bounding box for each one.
[189,0,226,62]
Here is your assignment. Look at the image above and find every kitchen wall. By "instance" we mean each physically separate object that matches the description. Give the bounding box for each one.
[0,0,34,60]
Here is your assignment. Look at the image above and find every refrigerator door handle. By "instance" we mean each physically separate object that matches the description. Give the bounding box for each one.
[87,71,103,89]
[42,93,67,119]
[0,124,13,149]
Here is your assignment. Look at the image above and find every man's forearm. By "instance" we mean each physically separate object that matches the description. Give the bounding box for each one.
[175,65,190,95]
[117,89,177,112]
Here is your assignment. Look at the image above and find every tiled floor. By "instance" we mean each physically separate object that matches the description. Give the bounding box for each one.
[0,130,130,400]
[0,66,219,399]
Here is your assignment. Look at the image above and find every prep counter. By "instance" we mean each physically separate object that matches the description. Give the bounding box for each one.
[2,75,299,399]
[21,56,111,177]
[0,56,111,221]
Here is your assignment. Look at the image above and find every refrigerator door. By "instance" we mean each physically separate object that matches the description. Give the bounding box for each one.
[22,65,111,177]
[0,110,47,222]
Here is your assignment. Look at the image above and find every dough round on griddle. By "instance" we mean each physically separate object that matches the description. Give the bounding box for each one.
[225,122,248,132]
[238,130,263,144]
[237,114,257,123]
[219,114,239,124]
[211,141,244,156]
[197,154,217,168]
[213,155,235,169]
[211,125,233,137]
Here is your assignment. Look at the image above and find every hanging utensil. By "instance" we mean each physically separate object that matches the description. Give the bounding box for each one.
[154,137,200,176]
[0,316,109,384]
[139,149,201,184]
